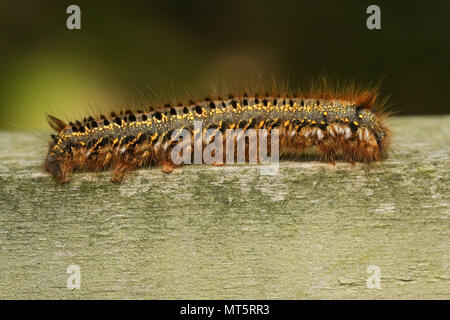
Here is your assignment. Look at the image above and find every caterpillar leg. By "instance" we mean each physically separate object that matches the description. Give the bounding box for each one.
[103,152,112,166]
[161,160,175,173]
[210,162,224,167]
[110,162,136,183]
[318,138,337,164]
[44,157,72,183]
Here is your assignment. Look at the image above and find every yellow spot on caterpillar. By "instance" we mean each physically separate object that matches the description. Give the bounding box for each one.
[94,138,103,148]
[266,118,277,129]
[284,120,290,127]
[323,111,328,116]
[358,114,363,119]
[258,120,265,128]
[80,141,85,146]
[151,133,158,141]
[311,120,317,125]
[320,121,325,125]
[353,121,359,126]
[112,138,119,145]
[229,123,236,129]
[344,118,349,123]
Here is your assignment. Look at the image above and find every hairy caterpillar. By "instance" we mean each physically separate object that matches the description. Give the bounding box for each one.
[44,82,390,183]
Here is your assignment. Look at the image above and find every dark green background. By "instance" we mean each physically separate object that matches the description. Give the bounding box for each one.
[0,0,448,129]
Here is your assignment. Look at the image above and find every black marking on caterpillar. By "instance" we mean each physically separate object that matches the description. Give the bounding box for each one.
[44,90,390,183]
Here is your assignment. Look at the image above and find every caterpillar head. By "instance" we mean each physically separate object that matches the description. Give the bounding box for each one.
[45,115,70,183]
[45,139,70,183]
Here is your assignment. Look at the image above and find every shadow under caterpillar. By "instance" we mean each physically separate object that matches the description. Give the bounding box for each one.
[44,84,390,183]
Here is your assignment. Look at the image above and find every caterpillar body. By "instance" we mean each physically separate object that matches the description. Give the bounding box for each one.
[45,86,390,183]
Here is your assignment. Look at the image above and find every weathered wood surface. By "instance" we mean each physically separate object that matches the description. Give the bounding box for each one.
[0,116,448,299]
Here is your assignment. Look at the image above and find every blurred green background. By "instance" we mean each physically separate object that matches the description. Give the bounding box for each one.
[0,0,449,130]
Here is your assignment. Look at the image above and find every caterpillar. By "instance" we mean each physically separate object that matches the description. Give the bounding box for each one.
[44,82,390,183]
